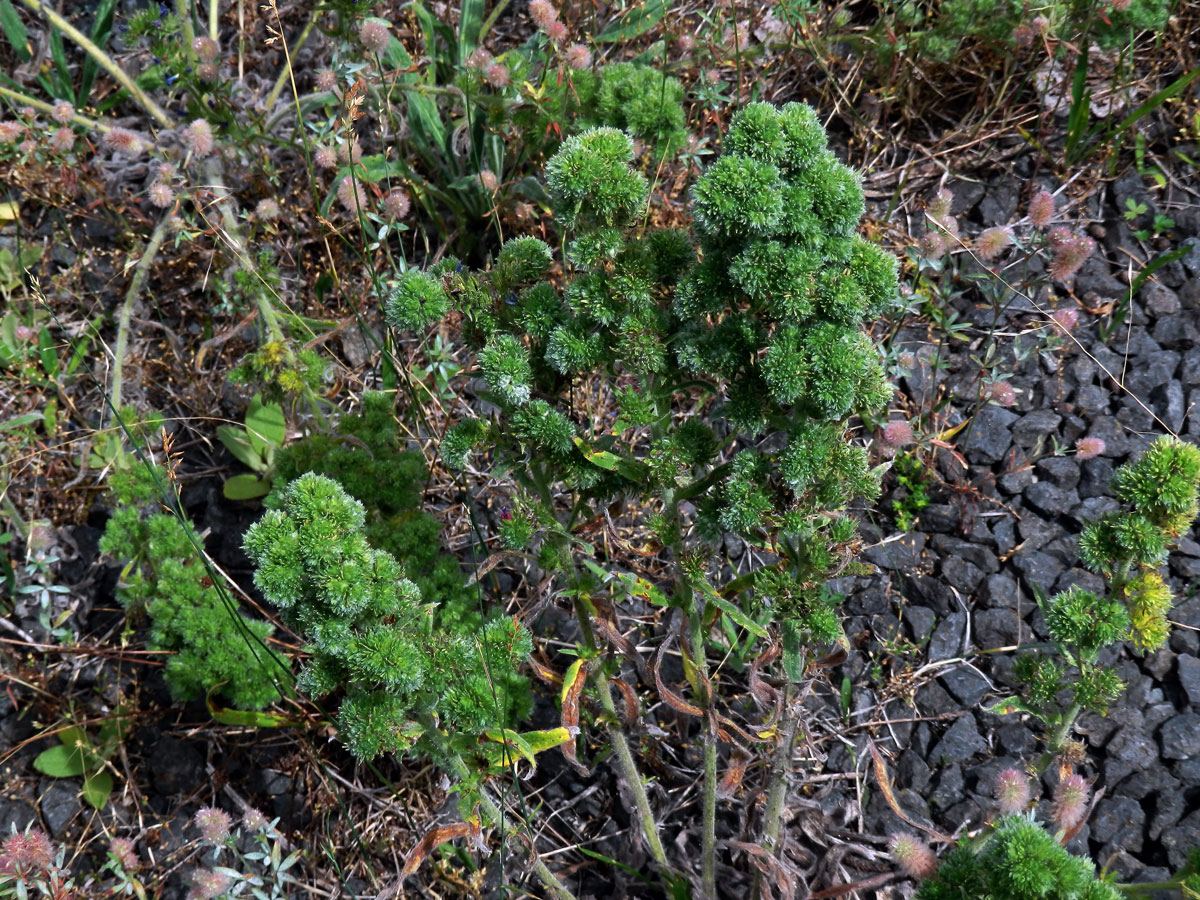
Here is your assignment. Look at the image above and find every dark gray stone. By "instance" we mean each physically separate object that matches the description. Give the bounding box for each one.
[1070,496,1121,528]
[1073,383,1111,413]
[1012,409,1063,445]
[1036,457,1081,489]
[897,752,932,794]
[904,605,937,643]
[1178,654,1200,707]
[916,680,958,718]
[963,406,1020,464]
[1150,785,1188,840]
[1105,725,1158,787]
[1053,567,1106,596]
[997,723,1035,756]
[999,467,1034,494]
[1183,347,1200,386]
[1023,482,1078,518]
[862,531,928,573]
[921,504,960,533]
[1152,313,1200,349]
[1084,416,1133,457]
[930,763,964,810]
[1016,514,1057,551]
[1150,380,1186,432]
[1078,457,1115,498]
[929,612,967,661]
[975,608,1020,650]
[1160,713,1200,759]
[930,715,988,764]
[981,573,1020,609]
[1161,809,1200,869]
[1012,549,1067,592]
[149,737,205,797]
[1143,281,1181,317]
[40,782,80,838]
[929,536,1000,573]
[1092,796,1145,852]
[941,667,990,706]
[941,557,985,593]
[990,517,1016,556]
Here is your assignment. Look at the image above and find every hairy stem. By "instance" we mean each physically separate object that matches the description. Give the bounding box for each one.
[688,604,717,900]
[111,217,171,451]
[755,679,803,900]
[17,0,173,128]
[591,665,669,871]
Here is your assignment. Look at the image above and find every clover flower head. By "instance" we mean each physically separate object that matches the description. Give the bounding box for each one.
[0,120,24,141]
[565,43,592,69]
[880,420,914,449]
[888,832,937,880]
[314,145,337,169]
[467,47,493,69]
[192,36,219,61]
[50,127,76,152]
[1075,436,1106,460]
[994,767,1032,815]
[359,18,391,54]
[109,837,139,871]
[975,225,1013,262]
[51,100,74,124]
[1049,235,1095,282]
[188,867,232,900]
[243,808,269,832]
[256,198,281,221]
[1,829,55,872]
[104,126,145,156]
[677,33,696,53]
[193,805,232,844]
[149,182,175,208]
[919,231,947,260]
[990,380,1016,406]
[478,169,499,192]
[485,63,510,87]
[183,119,214,157]
[529,0,558,30]
[384,189,411,219]
[546,20,568,42]
[315,68,338,92]
[1050,307,1078,332]
[338,176,368,213]
[1052,773,1091,830]
[928,188,954,220]
[338,138,363,165]
[1029,189,1056,227]
[1013,24,1034,47]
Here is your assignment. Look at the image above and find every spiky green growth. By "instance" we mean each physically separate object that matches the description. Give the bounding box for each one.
[383,271,450,331]
[1125,572,1173,653]
[495,236,553,291]
[1111,436,1200,534]
[479,334,532,405]
[594,63,688,156]
[99,466,281,710]
[915,815,1121,900]
[1043,587,1129,663]
[243,473,531,760]
[545,127,649,230]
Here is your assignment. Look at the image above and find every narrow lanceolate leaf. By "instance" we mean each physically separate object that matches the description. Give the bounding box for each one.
[716,747,751,800]
[867,739,953,843]
[401,821,479,878]
[482,727,539,772]
[651,641,703,718]
[560,658,590,775]
[610,677,640,726]
[595,0,668,42]
[207,691,299,727]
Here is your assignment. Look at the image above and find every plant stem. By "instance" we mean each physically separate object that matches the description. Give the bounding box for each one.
[264,8,320,113]
[17,0,173,128]
[592,665,670,871]
[111,217,171,454]
[430,727,578,900]
[175,0,195,59]
[755,680,803,899]
[688,600,717,900]
[208,0,219,40]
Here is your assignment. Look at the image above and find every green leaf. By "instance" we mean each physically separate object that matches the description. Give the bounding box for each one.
[48,25,73,104]
[217,425,262,470]
[245,394,285,454]
[457,0,484,62]
[703,589,768,639]
[986,695,1042,718]
[38,326,57,378]
[482,727,538,770]
[781,619,804,682]
[518,727,575,755]
[223,473,272,500]
[33,743,87,778]
[596,0,668,42]
[572,436,649,483]
[78,0,117,107]
[0,412,42,432]
[43,398,57,437]
[0,0,31,62]
[82,769,113,808]
[207,690,297,727]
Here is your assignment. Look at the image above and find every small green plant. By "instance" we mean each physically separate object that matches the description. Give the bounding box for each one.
[99,464,282,710]
[1123,196,1148,220]
[891,451,930,531]
[32,707,131,809]
[218,393,286,501]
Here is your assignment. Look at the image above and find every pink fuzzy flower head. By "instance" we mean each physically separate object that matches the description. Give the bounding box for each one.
[529,0,558,30]
[1046,225,1073,248]
[193,806,232,844]
[196,61,219,81]
[255,198,281,221]
[919,231,948,261]
[1028,189,1056,227]
[990,380,1017,407]
[994,768,1032,816]
[1110,0,1131,9]
[314,145,338,170]
[677,33,696,53]
[384,189,411,219]
[192,36,219,62]
[939,215,960,238]
[243,808,269,832]
[928,188,954,221]
[1032,15,1050,32]
[2,829,56,873]
[1013,24,1034,47]
[565,43,592,69]
[338,138,363,165]
[148,182,175,208]
[50,100,74,124]
[485,63,510,88]
[546,20,568,42]
[975,226,1013,262]
[881,420,914,449]
[338,176,368,213]
[1050,307,1078,332]
[0,120,24,142]
[50,127,76,153]
[888,832,938,880]
[315,68,338,92]
[1075,436,1106,460]
[359,18,391,54]
[1049,235,1095,282]
[1052,773,1091,831]
[478,169,499,192]
[103,127,144,156]
[183,119,214,157]
[109,837,138,871]
[188,868,232,900]
[466,47,493,69]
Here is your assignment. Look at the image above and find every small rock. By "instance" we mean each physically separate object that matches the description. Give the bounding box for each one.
[1091,796,1145,852]
[981,573,1020,609]
[1152,313,1200,349]
[904,605,937,643]
[930,715,988,764]
[149,737,204,797]
[929,763,964,810]
[963,407,1020,464]
[897,752,933,794]
[1105,725,1157,786]
[40,782,80,838]
[998,467,1034,494]
[1012,409,1062,445]
[975,607,1020,650]
[1161,809,1200,869]
[1023,482,1077,518]
[1070,495,1121,528]
[1150,786,1187,840]
[997,723,1035,756]
[1053,567,1106,595]
[920,504,960,533]
[1012,549,1067,592]
[1035,457,1080,490]
[863,532,928,573]
[929,612,967,661]
[1142,281,1181,317]
[1078,457,1115,498]
[940,667,990,706]
[1160,713,1200,759]
[940,557,985,593]
[1178,654,1200,708]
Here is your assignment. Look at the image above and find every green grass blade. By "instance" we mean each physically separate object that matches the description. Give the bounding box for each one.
[78,0,117,108]
[1114,64,1200,135]
[48,24,74,103]
[1064,45,1092,165]
[0,0,31,62]
[457,0,484,63]
[596,0,668,42]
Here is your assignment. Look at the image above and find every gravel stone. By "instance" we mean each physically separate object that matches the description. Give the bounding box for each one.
[1011,409,1063,446]
[149,737,205,797]
[1161,809,1200,869]
[929,763,964,810]
[1160,713,1200,759]
[1078,457,1115,498]
[996,723,1035,756]
[963,407,1020,464]
[1105,725,1158,786]
[1178,654,1200,708]
[940,557,985,592]
[904,605,937,643]
[928,612,967,661]
[999,467,1034,494]
[975,607,1020,650]
[1023,481,1078,518]
[1142,282,1181,317]
[940,667,990,706]
[930,715,988,765]
[1035,457,1081,489]
[863,532,928,573]
[1091,796,1146,852]
[40,782,80,838]
[1012,548,1067,592]
[981,573,1020,608]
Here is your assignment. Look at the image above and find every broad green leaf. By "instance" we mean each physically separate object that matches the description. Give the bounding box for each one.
[43,398,57,437]
[223,473,272,501]
[987,696,1042,718]
[596,0,668,42]
[482,727,537,769]
[38,327,57,378]
[573,437,649,482]
[245,394,285,453]
[217,425,262,470]
[457,0,485,62]
[518,727,575,755]
[33,743,87,778]
[82,769,113,808]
